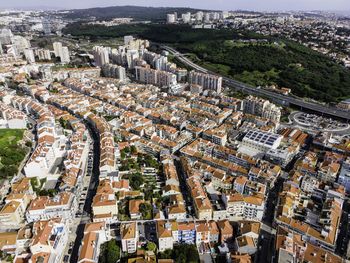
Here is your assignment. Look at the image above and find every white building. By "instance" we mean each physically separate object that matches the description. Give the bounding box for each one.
[93,46,110,67]
[195,12,203,21]
[239,130,283,156]
[188,71,222,93]
[35,48,51,61]
[53,42,63,58]
[0,102,27,129]
[243,95,281,122]
[24,48,35,64]
[135,66,177,87]
[338,158,350,193]
[223,193,265,221]
[121,222,138,253]
[0,28,13,45]
[29,218,69,263]
[61,46,70,63]
[102,64,127,81]
[156,221,174,252]
[26,193,78,223]
[167,14,176,24]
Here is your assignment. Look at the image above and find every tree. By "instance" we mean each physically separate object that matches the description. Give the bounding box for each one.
[159,249,173,259]
[99,240,120,263]
[139,202,152,219]
[124,147,130,154]
[173,244,199,263]
[130,145,137,155]
[129,173,144,190]
[146,241,157,252]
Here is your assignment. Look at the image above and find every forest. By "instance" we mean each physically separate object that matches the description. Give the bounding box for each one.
[63,23,350,102]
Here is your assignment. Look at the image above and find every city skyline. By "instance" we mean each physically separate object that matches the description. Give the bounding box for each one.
[0,0,349,12]
[0,3,350,263]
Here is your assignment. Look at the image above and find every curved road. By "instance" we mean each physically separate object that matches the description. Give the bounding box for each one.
[162,45,350,122]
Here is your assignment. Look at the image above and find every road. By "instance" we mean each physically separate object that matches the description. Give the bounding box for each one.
[162,45,350,122]
[69,124,101,263]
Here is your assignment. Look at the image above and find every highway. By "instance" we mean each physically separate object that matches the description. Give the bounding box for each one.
[162,45,350,122]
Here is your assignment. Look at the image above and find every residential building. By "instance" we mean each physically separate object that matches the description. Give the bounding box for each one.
[102,64,127,81]
[24,48,35,63]
[26,192,77,222]
[121,222,138,253]
[188,71,222,93]
[239,130,283,156]
[338,158,350,193]
[29,218,69,263]
[156,220,175,252]
[135,66,177,87]
[167,14,176,24]
[243,96,281,122]
[217,220,234,243]
[93,46,110,67]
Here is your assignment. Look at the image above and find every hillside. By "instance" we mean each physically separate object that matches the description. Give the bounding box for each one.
[63,23,350,102]
[63,5,207,21]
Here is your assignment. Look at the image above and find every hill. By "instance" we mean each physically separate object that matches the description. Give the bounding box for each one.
[63,5,207,22]
[63,23,350,102]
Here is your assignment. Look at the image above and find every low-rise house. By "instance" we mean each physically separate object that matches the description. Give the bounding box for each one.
[177,222,196,244]
[195,221,211,245]
[78,232,100,263]
[208,221,220,244]
[26,192,77,223]
[0,232,17,256]
[129,199,143,220]
[239,221,261,240]
[29,218,68,263]
[121,222,139,253]
[156,220,174,252]
[235,236,257,255]
[217,220,234,243]
[92,179,118,223]
[0,200,25,227]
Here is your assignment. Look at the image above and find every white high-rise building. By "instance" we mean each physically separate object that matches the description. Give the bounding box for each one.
[42,18,52,35]
[35,49,51,61]
[93,46,110,67]
[6,45,18,58]
[243,96,281,122]
[188,71,222,93]
[195,12,203,22]
[102,64,127,81]
[135,66,177,87]
[53,42,70,63]
[204,13,211,23]
[182,12,191,23]
[24,48,35,63]
[167,14,176,24]
[12,36,30,54]
[222,11,229,19]
[61,46,70,63]
[53,42,63,58]
[124,35,134,46]
[0,29,13,45]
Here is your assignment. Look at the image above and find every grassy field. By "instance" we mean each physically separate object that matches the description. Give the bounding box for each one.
[0,129,26,180]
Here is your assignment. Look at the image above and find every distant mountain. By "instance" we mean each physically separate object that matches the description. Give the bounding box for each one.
[62,5,212,22]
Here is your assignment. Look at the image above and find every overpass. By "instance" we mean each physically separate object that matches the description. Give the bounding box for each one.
[162,45,350,122]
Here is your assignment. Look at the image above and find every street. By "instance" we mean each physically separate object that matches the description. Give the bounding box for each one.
[69,124,101,263]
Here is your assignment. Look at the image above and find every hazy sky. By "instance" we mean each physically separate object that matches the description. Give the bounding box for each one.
[0,0,349,11]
